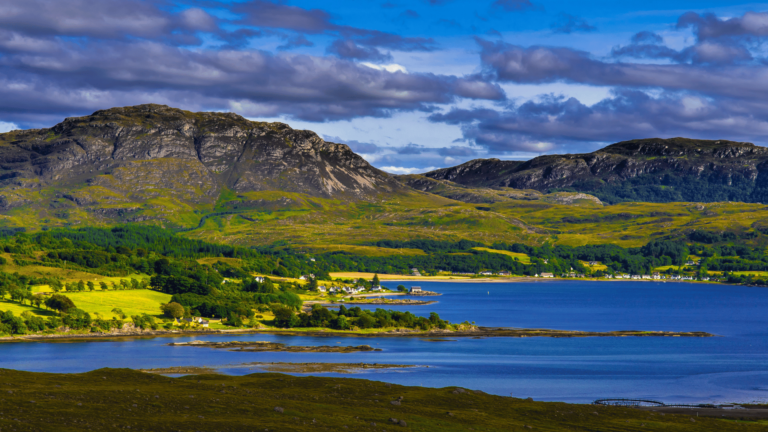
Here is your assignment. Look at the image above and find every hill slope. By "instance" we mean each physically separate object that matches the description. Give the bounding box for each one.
[0,104,405,226]
[423,138,768,204]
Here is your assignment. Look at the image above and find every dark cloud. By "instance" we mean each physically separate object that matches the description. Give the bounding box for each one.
[399,10,420,19]
[677,11,768,40]
[437,146,477,157]
[631,31,663,45]
[492,0,538,13]
[277,35,314,51]
[550,13,596,34]
[397,143,425,154]
[476,38,768,101]
[327,39,392,62]
[430,90,768,153]
[234,0,335,34]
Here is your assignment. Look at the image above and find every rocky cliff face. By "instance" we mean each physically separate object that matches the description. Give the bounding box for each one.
[423,138,768,204]
[0,104,405,224]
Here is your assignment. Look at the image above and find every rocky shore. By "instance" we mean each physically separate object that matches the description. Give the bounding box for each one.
[167,340,381,352]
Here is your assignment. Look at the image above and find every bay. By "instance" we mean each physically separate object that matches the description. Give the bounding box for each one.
[2,280,767,405]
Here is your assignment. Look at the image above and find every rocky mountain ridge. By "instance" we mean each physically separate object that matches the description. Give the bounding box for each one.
[0,105,406,223]
[423,138,768,204]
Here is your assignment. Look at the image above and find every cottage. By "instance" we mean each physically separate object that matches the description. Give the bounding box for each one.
[371,285,382,291]
[254,276,265,283]
[410,286,422,294]
[480,271,494,276]
[299,275,307,281]
[641,274,651,280]
[589,261,598,266]
[411,268,422,276]
[199,320,209,328]
[652,272,661,280]
[498,271,511,276]
[631,275,641,280]
[604,274,613,279]
[318,286,326,293]
[543,259,549,264]
[540,272,554,278]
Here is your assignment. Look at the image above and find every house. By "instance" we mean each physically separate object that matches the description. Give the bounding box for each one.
[652,272,661,280]
[498,271,511,276]
[641,274,651,280]
[299,275,307,281]
[254,276,264,283]
[371,286,382,291]
[620,274,630,279]
[310,258,316,262]
[543,259,549,264]
[631,275,641,280]
[589,261,598,266]
[480,271,494,276]
[410,286,422,294]
[318,286,326,293]
[329,287,338,294]
[568,272,576,278]
[540,272,554,278]
[604,274,613,279]
[199,320,209,328]
[411,268,422,276]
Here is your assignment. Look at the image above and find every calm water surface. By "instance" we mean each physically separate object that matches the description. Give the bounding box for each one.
[2,281,767,404]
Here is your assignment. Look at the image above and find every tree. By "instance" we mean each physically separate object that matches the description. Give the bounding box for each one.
[77,280,85,292]
[87,281,95,292]
[99,281,108,291]
[111,281,119,291]
[160,302,184,319]
[306,278,318,292]
[120,279,129,290]
[130,278,139,290]
[372,274,380,286]
[271,305,299,328]
[45,294,76,313]
[335,315,349,330]
[50,280,63,293]
[32,294,45,309]
[111,308,126,320]
[397,285,406,292]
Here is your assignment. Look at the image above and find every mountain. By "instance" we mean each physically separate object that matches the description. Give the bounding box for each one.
[423,138,768,204]
[0,104,405,226]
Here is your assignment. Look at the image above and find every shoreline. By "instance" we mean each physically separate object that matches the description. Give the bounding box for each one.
[0,325,716,343]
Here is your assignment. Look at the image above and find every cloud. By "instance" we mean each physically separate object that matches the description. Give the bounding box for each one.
[0,121,19,133]
[550,13,596,34]
[677,11,768,40]
[476,38,768,101]
[437,146,477,157]
[380,166,436,174]
[328,39,393,62]
[492,0,538,13]
[429,90,768,153]
[277,35,314,51]
[397,143,424,154]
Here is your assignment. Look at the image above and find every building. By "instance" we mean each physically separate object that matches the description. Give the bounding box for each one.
[371,286,382,291]
[480,271,494,276]
[254,276,264,283]
[410,286,422,294]
[498,271,511,276]
[589,261,598,266]
[641,274,651,280]
[540,272,554,278]
[411,268,421,276]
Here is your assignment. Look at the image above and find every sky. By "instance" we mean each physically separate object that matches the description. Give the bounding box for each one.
[1,1,768,174]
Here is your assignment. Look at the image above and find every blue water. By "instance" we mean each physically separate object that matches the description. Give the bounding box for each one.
[2,281,767,404]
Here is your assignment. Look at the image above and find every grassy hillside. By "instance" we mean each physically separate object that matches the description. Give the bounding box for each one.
[0,368,759,431]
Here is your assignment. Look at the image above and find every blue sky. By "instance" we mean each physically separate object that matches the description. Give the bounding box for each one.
[1,1,767,173]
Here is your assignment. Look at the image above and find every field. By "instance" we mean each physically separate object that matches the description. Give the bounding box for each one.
[0,289,171,320]
[473,247,532,263]
[0,368,759,431]
[330,272,470,281]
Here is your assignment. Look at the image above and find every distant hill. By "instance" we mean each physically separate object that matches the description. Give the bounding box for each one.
[0,104,406,226]
[423,138,768,204]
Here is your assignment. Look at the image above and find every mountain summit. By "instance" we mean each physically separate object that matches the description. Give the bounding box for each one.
[0,105,404,225]
[424,138,768,204]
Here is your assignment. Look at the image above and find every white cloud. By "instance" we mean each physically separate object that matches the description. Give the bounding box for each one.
[360,62,408,73]
[0,121,18,133]
[380,166,437,174]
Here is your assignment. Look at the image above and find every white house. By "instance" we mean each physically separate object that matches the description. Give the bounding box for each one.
[410,286,422,293]
[540,272,554,278]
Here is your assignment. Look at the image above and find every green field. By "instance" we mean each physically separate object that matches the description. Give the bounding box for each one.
[63,290,172,319]
[0,368,759,432]
[474,247,532,263]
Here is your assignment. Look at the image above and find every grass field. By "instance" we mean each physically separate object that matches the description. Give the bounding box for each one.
[581,261,608,271]
[330,272,470,281]
[474,247,532,263]
[63,289,172,319]
[0,368,760,431]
